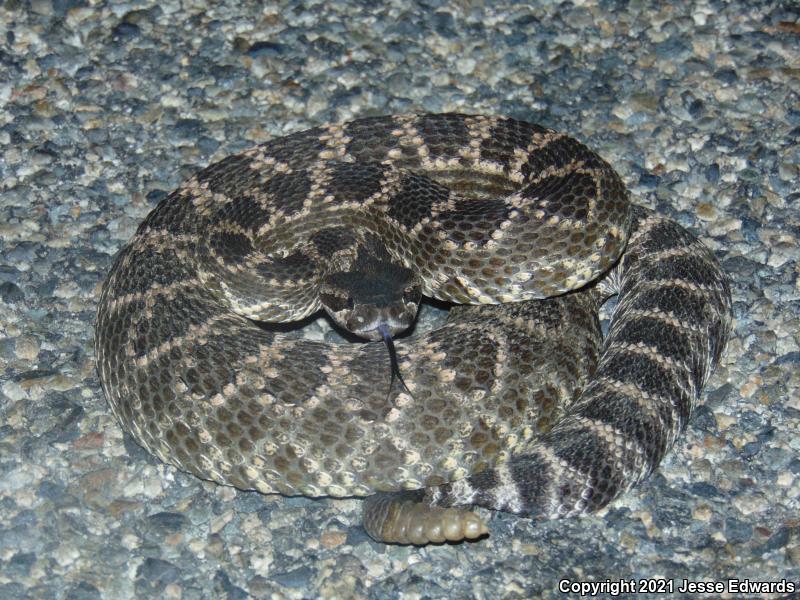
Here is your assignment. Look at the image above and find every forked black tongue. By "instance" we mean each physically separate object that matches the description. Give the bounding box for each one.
[378,324,414,399]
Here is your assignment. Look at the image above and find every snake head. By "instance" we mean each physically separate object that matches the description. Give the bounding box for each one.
[319,239,422,341]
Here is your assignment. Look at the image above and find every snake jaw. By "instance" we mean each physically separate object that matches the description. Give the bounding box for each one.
[319,293,421,340]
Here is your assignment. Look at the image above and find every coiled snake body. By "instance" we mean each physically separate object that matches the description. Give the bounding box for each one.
[95,114,731,544]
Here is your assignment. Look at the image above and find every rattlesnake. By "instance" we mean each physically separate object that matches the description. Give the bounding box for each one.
[95,114,731,544]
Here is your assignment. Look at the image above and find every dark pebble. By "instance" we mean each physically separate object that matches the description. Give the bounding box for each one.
[724,517,753,544]
[0,264,21,279]
[688,482,723,499]
[638,172,661,188]
[433,11,457,38]
[246,41,287,57]
[52,0,85,16]
[738,410,763,431]
[111,21,141,41]
[233,491,266,513]
[136,558,180,592]
[0,281,24,304]
[655,37,690,59]
[197,136,220,156]
[146,512,189,534]
[123,433,161,465]
[5,552,36,578]
[0,338,14,357]
[708,133,737,150]
[209,63,247,85]
[704,162,720,183]
[271,566,315,589]
[690,405,717,432]
[514,13,541,26]
[757,526,792,554]
[146,189,168,206]
[714,68,738,84]
[38,480,67,501]
[214,569,250,600]
[386,19,421,39]
[37,52,63,70]
[172,118,205,141]
[345,523,373,546]
[13,369,58,382]
[0,584,29,600]
[688,99,704,117]
[12,509,37,529]
[774,351,800,366]
[85,127,109,144]
[89,225,111,245]
[122,8,159,25]
[756,425,775,442]
[740,216,760,243]
[740,440,762,459]
[65,581,102,600]
[308,35,344,56]
[4,242,40,265]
